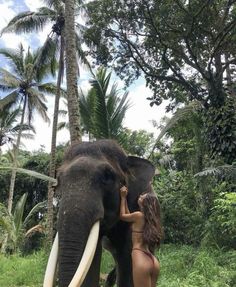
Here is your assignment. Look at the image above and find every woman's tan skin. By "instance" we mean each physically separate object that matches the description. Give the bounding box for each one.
[120,186,161,287]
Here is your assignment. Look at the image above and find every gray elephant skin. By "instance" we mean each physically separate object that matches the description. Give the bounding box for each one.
[56,139,155,287]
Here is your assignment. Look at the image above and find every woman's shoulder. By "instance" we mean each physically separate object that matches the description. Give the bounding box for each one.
[132,211,143,218]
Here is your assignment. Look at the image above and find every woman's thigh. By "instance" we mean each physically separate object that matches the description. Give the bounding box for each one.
[151,257,160,287]
[131,250,152,287]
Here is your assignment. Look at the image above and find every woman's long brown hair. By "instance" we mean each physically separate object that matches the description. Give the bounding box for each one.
[141,193,164,253]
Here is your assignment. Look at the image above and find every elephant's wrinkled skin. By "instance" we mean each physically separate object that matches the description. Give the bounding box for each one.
[56,139,155,287]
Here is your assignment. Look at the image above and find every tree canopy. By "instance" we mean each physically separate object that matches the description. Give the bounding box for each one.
[85,0,236,108]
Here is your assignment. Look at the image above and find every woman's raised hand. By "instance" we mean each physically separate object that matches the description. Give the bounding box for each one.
[120,186,128,197]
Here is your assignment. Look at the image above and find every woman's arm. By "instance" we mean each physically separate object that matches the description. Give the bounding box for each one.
[125,198,130,214]
[119,186,141,222]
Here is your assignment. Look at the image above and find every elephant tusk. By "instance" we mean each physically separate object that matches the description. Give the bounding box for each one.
[43,232,59,287]
[68,221,100,287]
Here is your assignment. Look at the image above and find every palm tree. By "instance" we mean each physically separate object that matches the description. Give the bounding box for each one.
[1,1,66,244]
[0,44,56,214]
[64,0,82,143]
[79,67,131,141]
[1,0,86,243]
[0,192,46,253]
[148,101,205,170]
[58,67,131,141]
[0,107,35,153]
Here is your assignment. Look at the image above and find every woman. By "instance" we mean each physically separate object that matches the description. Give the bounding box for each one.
[120,186,163,287]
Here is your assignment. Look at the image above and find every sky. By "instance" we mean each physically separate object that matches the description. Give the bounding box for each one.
[0,0,167,152]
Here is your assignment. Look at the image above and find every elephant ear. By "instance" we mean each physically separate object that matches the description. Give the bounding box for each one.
[126,156,155,210]
[127,156,155,183]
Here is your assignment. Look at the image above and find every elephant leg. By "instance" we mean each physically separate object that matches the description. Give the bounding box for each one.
[102,237,117,287]
[105,267,116,287]
[107,223,133,287]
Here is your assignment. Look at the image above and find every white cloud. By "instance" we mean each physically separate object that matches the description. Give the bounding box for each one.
[21,96,70,152]
[24,0,43,11]
[37,23,52,45]
[0,1,15,31]
[0,0,30,48]
[124,83,167,135]
[1,33,29,49]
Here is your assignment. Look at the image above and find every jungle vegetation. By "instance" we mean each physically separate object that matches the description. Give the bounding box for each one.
[0,0,236,286]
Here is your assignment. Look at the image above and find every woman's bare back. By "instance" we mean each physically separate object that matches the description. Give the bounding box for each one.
[131,214,160,287]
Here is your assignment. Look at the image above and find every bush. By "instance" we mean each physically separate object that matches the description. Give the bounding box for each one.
[202,182,236,249]
[154,171,204,245]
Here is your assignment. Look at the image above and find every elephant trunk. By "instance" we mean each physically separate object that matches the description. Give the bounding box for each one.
[58,184,104,287]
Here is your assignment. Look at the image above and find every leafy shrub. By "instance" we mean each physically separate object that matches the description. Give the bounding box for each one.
[154,171,204,245]
[202,182,236,249]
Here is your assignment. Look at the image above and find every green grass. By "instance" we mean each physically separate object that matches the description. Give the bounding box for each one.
[157,245,236,287]
[0,245,236,287]
[0,250,48,287]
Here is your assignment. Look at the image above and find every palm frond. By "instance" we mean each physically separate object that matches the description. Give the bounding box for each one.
[25,224,45,237]
[0,108,20,127]
[24,201,47,226]
[12,123,35,134]
[148,101,202,159]
[0,204,14,238]
[57,122,68,131]
[38,82,66,97]
[194,164,236,179]
[20,133,35,140]
[0,46,25,76]
[75,31,91,71]
[0,166,57,184]
[0,90,19,111]
[27,88,49,123]
[1,11,51,35]
[34,35,59,80]
[90,68,111,138]
[24,47,34,68]
[78,88,95,132]
[159,102,201,142]
[13,193,28,235]
[110,90,131,136]
[0,68,21,89]
[58,109,67,117]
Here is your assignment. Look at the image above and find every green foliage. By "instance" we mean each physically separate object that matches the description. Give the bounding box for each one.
[0,147,64,213]
[0,193,46,253]
[0,250,48,287]
[78,67,131,140]
[0,44,57,124]
[154,171,204,245]
[157,245,236,287]
[151,102,207,173]
[119,128,155,157]
[202,97,236,164]
[85,0,236,108]
[0,108,34,149]
[85,0,236,165]
[1,245,236,286]
[202,182,236,249]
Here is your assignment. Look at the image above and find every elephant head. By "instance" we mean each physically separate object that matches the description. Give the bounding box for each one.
[44,139,155,287]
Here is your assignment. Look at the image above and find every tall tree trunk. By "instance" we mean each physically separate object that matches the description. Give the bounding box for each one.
[64,0,81,144]
[46,35,65,245]
[7,97,27,213]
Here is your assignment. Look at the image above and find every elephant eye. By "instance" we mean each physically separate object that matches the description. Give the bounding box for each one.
[100,167,116,185]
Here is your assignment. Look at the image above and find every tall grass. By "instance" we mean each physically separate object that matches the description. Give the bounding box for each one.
[0,245,235,286]
[0,250,47,287]
[157,245,236,287]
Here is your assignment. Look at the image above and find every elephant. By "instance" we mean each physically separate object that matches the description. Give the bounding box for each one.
[43,139,156,287]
